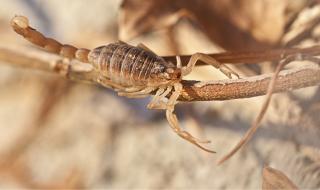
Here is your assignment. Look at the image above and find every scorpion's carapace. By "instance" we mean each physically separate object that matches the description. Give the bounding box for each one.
[11,15,240,153]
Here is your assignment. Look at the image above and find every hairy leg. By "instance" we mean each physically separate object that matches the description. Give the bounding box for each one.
[165,83,215,153]
[147,86,172,110]
[122,86,144,93]
[182,52,239,78]
[176,55,182,68]
[118,87,155,98]
[148,83,215,153]
[97,76,126,91]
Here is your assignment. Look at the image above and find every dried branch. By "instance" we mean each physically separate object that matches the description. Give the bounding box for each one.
[0,45,96,83]
[1,45,319,102]
[163,45,320,65]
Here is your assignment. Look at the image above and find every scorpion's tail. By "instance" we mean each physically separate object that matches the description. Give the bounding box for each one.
[11,15,90,63]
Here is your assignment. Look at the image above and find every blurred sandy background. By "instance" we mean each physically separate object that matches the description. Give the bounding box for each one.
[0,0,319,189]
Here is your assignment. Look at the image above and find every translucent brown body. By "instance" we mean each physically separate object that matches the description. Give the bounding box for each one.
[12,15,242,154]
[88,42,176,87]
[10,15,320,164]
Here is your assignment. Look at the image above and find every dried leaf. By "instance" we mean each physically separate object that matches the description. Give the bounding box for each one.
[119,0,177,41]
[262,166,299,190]
[119,0,307,50]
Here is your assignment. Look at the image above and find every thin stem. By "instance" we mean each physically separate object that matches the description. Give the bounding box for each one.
[163,45,320,65]
[1,45,319,102]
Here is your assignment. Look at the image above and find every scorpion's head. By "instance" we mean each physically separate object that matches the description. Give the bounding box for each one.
[150,60,182,85]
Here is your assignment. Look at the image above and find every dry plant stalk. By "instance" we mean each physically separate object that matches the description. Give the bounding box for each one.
[2,15,320,163]
[1,45,319,101]
[8,16,320,100]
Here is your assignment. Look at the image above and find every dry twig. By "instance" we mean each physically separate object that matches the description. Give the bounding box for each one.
[163,45,320,66]
[1,45,319,102]
[1,45,320,101]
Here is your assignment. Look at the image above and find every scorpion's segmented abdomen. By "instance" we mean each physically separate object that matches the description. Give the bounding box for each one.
[88,42,165,86]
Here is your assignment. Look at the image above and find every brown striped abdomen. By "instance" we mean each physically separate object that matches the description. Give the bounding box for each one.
[88,42,172,87]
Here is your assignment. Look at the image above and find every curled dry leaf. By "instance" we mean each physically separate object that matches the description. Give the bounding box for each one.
[262,166,299,190]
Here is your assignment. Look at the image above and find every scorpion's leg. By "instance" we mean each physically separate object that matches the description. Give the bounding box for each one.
[148,83,215,153]
[182,53,240,79]
[147,86,172,110]
[118,87,156,98]
[97,76,126,91]
[122,86,144,93]
[176,55,182,68]
[166,83,215,153]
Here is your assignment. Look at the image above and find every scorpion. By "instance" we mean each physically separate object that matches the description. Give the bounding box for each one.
[11,15,239,153]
